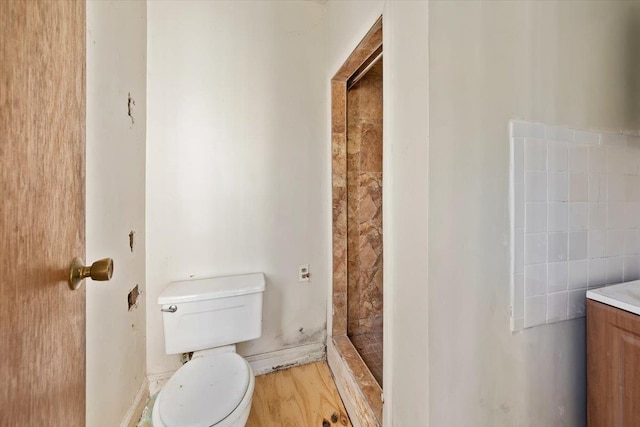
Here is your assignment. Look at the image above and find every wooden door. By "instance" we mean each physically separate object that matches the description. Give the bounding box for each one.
[587,299,640,426]
[0,1,86,425]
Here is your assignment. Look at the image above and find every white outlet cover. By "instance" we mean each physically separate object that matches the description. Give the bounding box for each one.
[298,264,309,282]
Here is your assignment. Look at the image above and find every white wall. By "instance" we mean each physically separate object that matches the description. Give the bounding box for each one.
[86,1,147,426]
[327,1,430,425]
[429,1,640,426]
[146,1,328,375]
[384,3,430,425]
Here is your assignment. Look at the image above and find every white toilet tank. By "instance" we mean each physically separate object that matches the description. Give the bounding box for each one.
[158,273,265,355]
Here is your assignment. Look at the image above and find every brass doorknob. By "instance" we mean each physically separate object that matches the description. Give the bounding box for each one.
[68,257,113,290]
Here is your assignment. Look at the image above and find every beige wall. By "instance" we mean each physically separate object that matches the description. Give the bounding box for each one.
[86,1,147,425]
[146,1,328,375]
[429,1,640,426]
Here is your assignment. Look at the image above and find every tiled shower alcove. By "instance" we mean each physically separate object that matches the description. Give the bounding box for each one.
[330,16,383,427]
[510,121,640,331]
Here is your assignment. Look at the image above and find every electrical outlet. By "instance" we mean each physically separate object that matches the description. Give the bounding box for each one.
[298,264,310,282]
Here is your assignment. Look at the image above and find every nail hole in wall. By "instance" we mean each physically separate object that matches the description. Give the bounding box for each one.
[128,285,140,311]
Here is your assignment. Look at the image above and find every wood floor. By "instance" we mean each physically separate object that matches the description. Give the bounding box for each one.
[246,362,351,427]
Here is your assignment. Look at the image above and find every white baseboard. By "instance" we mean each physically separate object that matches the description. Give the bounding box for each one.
[120,378,149,427]
[146,342,326,396]
[246,341,326,376]
[147,370,175,396]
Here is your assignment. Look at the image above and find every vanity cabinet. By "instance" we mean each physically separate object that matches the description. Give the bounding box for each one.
[587,299,640,426]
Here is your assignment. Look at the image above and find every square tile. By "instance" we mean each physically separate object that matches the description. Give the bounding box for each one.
[607,229,625,257]
[568,203,588,231]
[547,292,568,323]
[569,231,587,260]
[607,203,625,229]
[588,229,607,259]
[626,143,640,175]
[525,264,547,296]
[588,203,606,230]
[589,145,607,174]
[624,229,640,256]
[624,256,640,282]
[569,173,588,201]
[525,233,547,265]
[512,121,545,139]
[575,130,600,145]
[513,274,524,319]
[526,171,547,202]
[548,262,568,293]
[548,172,568,202]
[608,174,626,202]
[548,142,568,171]
[588,258,608,288]
[568,289,587,318]
[568,146,588,173]
[625,175,640,202]
[548,232,568,262]
[602,132,626,146]
[513,140,525,201]
[588,174,607,202]
[568,260,588,289]
[525,295,547,328]
[607,257,624,284]
[515,227,524,274]
[548,202,568,232]
[526,202,547,233]
[547,127,574,143]
[625,203,640,229]
[608,146,626,174]
[525,139,547,170]
[628,135,640,146]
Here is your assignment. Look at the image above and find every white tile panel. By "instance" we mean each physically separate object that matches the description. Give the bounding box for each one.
[548,172,568,201]
[568,146,588,173]
[548,232,568,262]
[548,142,568,171]
[526,202,547,233]
[525,139,547,171]
[525,296,547,328]
[569,173,588,201]
[547,262,568,293]
[548,202,568,232]
[547,292,568,322]
[510,121,640,331]
[568,260,588,289]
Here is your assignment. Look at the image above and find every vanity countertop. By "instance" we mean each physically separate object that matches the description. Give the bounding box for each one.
[587,280,640,316]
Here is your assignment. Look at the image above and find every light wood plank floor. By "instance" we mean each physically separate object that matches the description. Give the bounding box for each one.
[246,362,351,427]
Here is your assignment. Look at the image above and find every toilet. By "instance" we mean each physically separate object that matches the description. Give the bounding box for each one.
[152,273,265,427]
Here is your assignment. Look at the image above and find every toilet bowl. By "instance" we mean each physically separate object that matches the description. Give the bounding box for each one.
[155,273,265,427]
[151,353,255,427]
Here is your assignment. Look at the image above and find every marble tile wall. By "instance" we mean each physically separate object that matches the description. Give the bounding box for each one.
[330,16,383,422]
[346,60,383,338]
[332,79,348,336]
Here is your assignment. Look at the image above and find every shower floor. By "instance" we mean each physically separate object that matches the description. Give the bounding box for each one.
[349,330,383,386]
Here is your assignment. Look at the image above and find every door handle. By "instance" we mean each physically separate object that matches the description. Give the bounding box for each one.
[68,257,113,290]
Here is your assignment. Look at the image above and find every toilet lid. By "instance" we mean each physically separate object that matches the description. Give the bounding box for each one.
[158,353,251,427]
